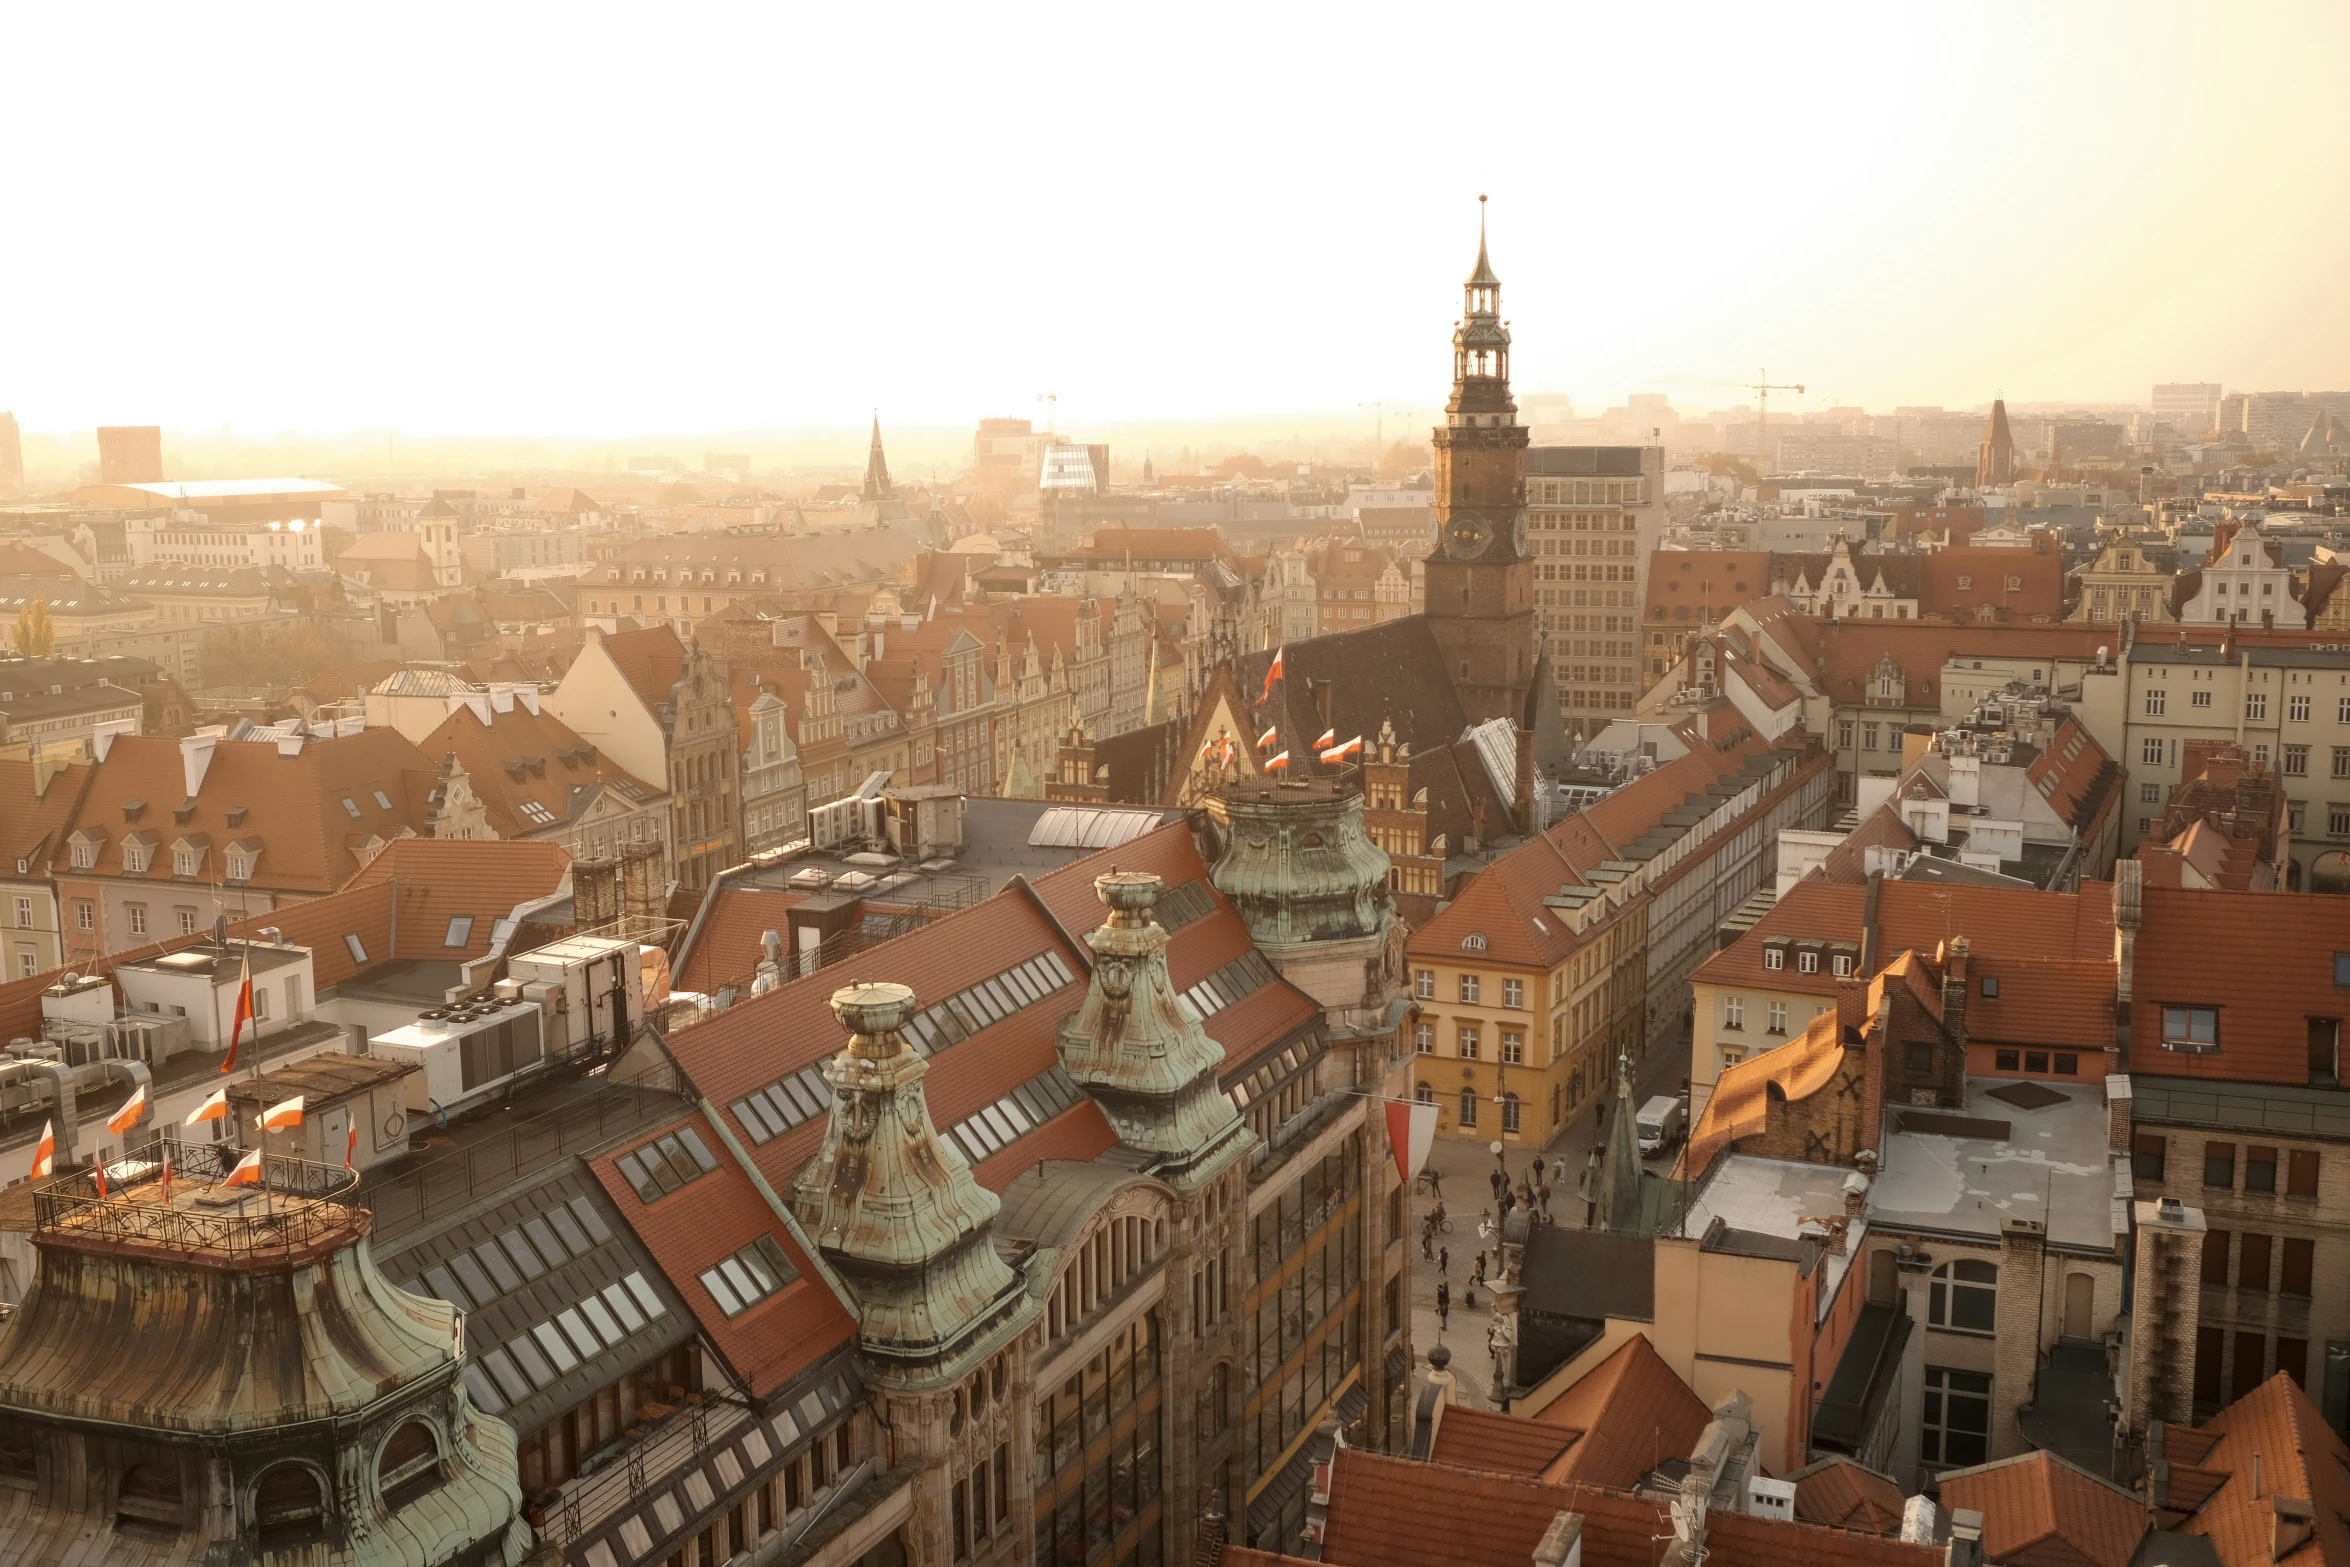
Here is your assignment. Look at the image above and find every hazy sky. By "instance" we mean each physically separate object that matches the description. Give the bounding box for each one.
[7,3,2347,439]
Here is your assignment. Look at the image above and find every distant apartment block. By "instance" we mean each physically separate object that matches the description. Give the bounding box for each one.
[95,425,163,485]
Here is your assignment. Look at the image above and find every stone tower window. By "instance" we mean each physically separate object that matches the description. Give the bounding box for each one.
[254,1463,325,1548]
[377,1421,440,1509]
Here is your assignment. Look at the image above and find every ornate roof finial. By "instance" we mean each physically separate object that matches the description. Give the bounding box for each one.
[1467,195,1500,292]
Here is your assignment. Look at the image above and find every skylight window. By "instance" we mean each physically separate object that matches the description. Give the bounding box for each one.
[373,790,393,810]
[520,802,557,825]
[341,797,362,819]
[343,933,369,964]
[444,916,474,948]
[614,1126,719,1204]
[698,1236,799,1317]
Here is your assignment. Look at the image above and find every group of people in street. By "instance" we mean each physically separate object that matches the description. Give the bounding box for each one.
[1419,1151,1567,1331]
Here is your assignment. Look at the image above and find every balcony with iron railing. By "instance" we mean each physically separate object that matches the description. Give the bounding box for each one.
[34,1137,363,1264]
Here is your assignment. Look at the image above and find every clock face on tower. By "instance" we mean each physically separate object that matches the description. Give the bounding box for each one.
[1445,511,1493,561]
[1510,513,1528,558]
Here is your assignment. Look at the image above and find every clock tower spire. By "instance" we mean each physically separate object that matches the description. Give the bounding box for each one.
[1425,195,1536,728]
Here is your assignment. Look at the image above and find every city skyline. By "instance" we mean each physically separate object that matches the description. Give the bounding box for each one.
[4,3,2346,438]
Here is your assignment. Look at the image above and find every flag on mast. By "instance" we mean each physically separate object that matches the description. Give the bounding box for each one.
[221,1148,264,1189]
[30,1119,54,1179]
[159,1142,173,1204]
[106,1083,146,1137]
[1260,647,1284,701]
[1313,727,1336,750]
[343,1119,358,1171]
[1264,750,1291,772]
[1255,725,1278,751]
[92,1162,108,1198]
[1384,1099,1440,1185]
[185,1087,228,1126]
[221,949,254,1075]
[1318,735,1364,765]
[256,1095,304,1131]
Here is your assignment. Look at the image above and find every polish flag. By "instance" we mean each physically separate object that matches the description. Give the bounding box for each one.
[1314,727,1336,750]
[221,1148,265,1189]
[159,1143,173,1203]
[1256,725,1278,751]
[92,1163,108,1198]
[343,1119,358,1171]
[220,950,254,1075]
[1197,739,1216,764]
[106,1083,146,1137]
[30,1119,54,1179]
[1319,736,1364,765]
[1385,1099,1439,1185]
[256,1095,304,1131]
[185,1087,228,1126]
[1219,735,1236,772]
[1264,750,1291,772]
[1260,647,1285,701]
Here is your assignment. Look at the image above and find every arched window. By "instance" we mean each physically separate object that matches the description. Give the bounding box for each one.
[1929,1259,1998,1332]
[1501,1093,1522,1133]
[377,1421,440,1509]
[1457,1087,1478,1128]
[254,1463,325,1548]
[116,1461,183,1532]
[1413,1082,1433,1105]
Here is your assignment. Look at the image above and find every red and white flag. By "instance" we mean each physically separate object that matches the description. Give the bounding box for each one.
[1255,725,1278,751]
[343,1119,358,1171]
[1319,735,1363,765]
[1219,735,1236,772]
[159,1143,173,1203]
[29,1119,54,1179]
[1264,750,1291,772]
[106,1083,146,1137]
[220,950,254,1075]
[92,1162,108,1198]
[1313,726,1336,750]
[185,1087,228,1126]
[1260,646,1284,702]
[221,1148,265,1189]
[1385,1099,1439,1185]
[256,1095,304,1131]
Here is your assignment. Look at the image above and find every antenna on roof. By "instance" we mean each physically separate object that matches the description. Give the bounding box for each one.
[212,912,229,952]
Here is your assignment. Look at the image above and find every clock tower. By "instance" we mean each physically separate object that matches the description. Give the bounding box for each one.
[1425,197,1536,728]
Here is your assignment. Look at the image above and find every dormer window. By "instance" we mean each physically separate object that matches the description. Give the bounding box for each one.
[121,837,154,874]
[1762,946,1786,971]
[1797,949,1820,975]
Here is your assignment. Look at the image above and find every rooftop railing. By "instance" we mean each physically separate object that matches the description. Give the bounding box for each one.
[33,1137,362,1262]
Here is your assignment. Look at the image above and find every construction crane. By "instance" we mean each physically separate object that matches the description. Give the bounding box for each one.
[1744,369,1804,473]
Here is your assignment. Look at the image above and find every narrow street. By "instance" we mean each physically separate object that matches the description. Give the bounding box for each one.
[1399,1018,1691,1410]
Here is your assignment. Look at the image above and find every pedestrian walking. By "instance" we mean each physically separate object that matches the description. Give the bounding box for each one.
[1437,1281,1450,1330]
[1438,1246,1449,1277]
[1538,1180,1552,1216]
[1471,1252,1487,1287]
[1421,1227,1433,1262]
[1532,1155,1546,1187]
[1464,1283,1478,1310]
[1427,1167,1441,1198]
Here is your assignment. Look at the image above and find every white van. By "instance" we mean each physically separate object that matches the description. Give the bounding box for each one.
[1636,1095,1685,1157]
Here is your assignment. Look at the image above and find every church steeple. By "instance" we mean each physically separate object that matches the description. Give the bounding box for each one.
[1448,194,1516,429]
[863,414,895,501]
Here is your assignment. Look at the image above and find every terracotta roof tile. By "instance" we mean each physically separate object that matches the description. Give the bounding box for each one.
[417,699,663,840]
[1685,1012,1848,1173]
[1935,1450,2147,1567]
[2177,1374,2350,1567]
[1920,545,2066,622]
[1787,1456,1907,1534]
[2130,887,2350,1084]
[343,836,574,964]
[1534,1333,1714,1488]
[599,625,689,713]
[589,1108,854,1398]
[1426,1404,1576,1477]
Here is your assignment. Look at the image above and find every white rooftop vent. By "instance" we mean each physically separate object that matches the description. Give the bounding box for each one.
[832,870,876,893]
[1747,1477,1796,1522]
[786,867,832,890]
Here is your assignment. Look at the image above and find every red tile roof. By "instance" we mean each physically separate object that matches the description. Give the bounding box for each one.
[1533,1333,1713,1488]
[2176,1374,2350,1567]
[1317,1448,1933,1567]
[1686,1012,1848,1173]
[590,1108,854,1398]
[599,625,688,714]
[673,886,809,995]
[1787,1457,1907,1534]
[417,699,663,840]
[1426,1404,1576,1477]
[343,836,574,965]
[2129,886,2350,1083]
[1647,552,1775,626]
[1935,1451,2147,1567]
[2023,717,2120,836]
[63,729,444,896]
[1920,544,2066,623]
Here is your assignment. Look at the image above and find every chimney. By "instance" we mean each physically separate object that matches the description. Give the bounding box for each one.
[2272,1497,2316,1563]
[1531,1513,1583,1567]
[1940,935,1970,1047]
[1945,1509,1985,1567]
[2107,1073,2134,1153]
[180,732,218,798]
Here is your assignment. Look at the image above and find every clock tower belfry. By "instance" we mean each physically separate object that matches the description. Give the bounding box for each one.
[1425,196,1536,728]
